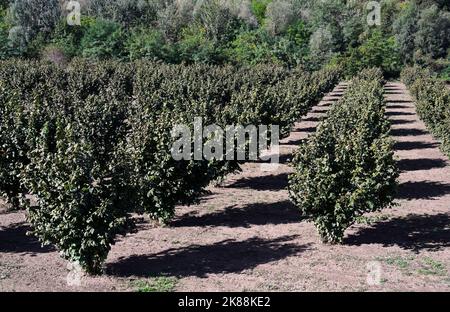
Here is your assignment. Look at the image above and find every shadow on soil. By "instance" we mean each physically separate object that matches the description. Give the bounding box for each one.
[346,213,450,252]
[390,128,429,136]
[225,173,289,191]
[172,200,301,228]
[396,181,450,200]
[310,108,329,114]
[108,235,310,278]
[397,158,448,171]
[386,111,415,117]
[0,222,53,254]
[298,126,318,133]
[302,116,323,122]
[386,104,412,108]
[389,119,415,125]
[386,100,412,104]
[322,97,340,102]
[281,138,306,146]
[394,141,439,151]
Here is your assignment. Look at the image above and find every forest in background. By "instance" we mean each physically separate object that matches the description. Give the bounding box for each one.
[0,0,449,79]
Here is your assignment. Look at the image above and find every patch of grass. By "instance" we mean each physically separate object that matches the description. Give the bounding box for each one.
[379,255,413,270]
[356,214,392,225]
[0,262,21,279]
[264,283,281,291]
[0,271,9,280]
[417,258,447,276]
[132,276,178,292]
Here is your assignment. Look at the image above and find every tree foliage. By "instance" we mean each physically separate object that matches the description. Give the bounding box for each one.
[289,68,399,243]
[0,59,341,272]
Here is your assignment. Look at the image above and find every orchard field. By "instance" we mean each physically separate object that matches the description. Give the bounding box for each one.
[1,0,450,292]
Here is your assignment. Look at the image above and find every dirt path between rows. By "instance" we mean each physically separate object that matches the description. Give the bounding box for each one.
[1,82,449,292]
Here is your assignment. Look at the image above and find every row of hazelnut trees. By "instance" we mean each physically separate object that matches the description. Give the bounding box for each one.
[0,59,341,273]
[288,68,399,244]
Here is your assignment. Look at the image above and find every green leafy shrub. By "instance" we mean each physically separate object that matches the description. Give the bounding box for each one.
[125,26,168,61]
[0,60,136,272]
[400,65,430,87]
[24,91,134,274]
[0,8,11,59]
[251,0,272,25]
[393,0,419,64]
[0,79,28,208]
[9,0,61,54]
[402,66,450,157]
[441,63,450,82]
[85,0,157,27]
[80,18,125,59]
[0,0,10,9]
[414,5,450,60]
[176,24,225,64]
[193,0,244,43]
[227,28,275,65]
[288,68,399,243]
[341,30,402,78]
[50,16,97,58]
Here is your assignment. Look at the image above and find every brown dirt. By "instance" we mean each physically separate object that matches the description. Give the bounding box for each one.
[1,82,449,292]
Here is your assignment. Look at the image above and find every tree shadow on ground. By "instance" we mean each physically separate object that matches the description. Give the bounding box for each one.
[328,93,344,97]
[298,126,317,133]
[397,158,448,171]
[302,116,322,122]
[387,105,412,109]
[386,99,413,103]
[345,214,450,253]
[310,108,329,114]
[107,235,310,278]
[278,153,294,164]
[394,141,439,151]
[0,222,53,254]
[389,119,415,125]
[172,200,301,228]
[322,97,340,102]
[386,111,415,116]
[281,138,306,146]
[390,128,429,136]
[225,173,289,191]
[396,181,450,200]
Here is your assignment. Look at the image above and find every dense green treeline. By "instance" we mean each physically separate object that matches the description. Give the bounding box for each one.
[0,0,449,78]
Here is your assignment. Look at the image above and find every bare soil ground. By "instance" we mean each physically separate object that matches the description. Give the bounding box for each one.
[1,82,449,292]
